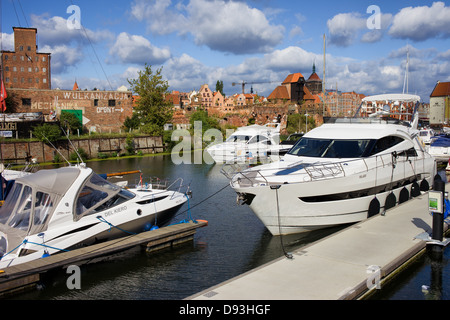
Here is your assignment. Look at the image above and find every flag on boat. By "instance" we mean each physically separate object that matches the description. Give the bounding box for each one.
[0,80,7,113]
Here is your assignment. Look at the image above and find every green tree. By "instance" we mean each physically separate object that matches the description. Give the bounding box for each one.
[215,80,224,96]
[189,110,220,134]
[128,64,173,136]
[286,113,316,134]
[60,112,82,134]
[32,123,62,143]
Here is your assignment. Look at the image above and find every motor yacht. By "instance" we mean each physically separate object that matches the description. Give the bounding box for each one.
[206,123,288,164]
[225,94,436,235]
[0,164,189,268]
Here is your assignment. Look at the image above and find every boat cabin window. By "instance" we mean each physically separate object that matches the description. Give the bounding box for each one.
[0,182,23,224]
[0,182,59,234]
[8,185,33,231]
[288,138,371,158]
[248,135,268,144]
[367,136,404,156]
[75,173,134,220]
[226,135,251,143]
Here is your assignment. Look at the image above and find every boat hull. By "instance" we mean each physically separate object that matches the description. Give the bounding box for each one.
[232,154,436,236]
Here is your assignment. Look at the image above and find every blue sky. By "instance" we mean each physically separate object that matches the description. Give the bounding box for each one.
[1,0,449,102]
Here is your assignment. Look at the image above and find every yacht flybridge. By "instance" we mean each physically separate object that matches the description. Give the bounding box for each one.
[225,94,436,236]
[0,164,189,268]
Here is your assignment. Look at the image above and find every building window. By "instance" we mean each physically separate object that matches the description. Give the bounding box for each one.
[20,56,24,61]
[22,98,31,106]
[20,67,24,72]
[94,99,99,107]
[13,67,17,72]
[36,78,39,83]
[27,46,31,51]
[43,78,47,83]
[19,46,23,51]
[5,77,9,83]
[5,67,9,72]
[4,55,8,60]
[108,100,116,107]
[42,57,46,62]
[42,68,46,73]
[35,67,39,72]
[28,67,32,72]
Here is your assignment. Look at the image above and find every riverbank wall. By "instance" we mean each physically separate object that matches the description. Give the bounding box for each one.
[0,136,164,164]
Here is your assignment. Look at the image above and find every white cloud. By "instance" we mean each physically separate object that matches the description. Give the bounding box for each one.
[0,33,14,51]
[389,2,450,41]
[130,0,188,35]
[40,44,83,74]
[30,14,114,46]
[186,0,284,54]
[327,13,366,47]
[109,32,171,65]
[327,11,392,46]
[130,0,284,54]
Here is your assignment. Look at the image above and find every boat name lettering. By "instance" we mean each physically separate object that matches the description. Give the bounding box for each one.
[359,174,367,178]
[105,206,127,217]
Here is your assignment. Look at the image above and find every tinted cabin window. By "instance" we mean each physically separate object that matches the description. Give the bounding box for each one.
[368,136,404,156]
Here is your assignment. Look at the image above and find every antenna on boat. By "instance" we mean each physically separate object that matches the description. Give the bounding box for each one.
[61,124,84,165]
[42,135,71,165]
[403,46,409,94]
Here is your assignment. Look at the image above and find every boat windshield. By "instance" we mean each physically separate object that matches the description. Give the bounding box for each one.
[74,173,134,220]
[288,138,372,158]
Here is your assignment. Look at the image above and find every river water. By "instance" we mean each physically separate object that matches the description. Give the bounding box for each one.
[12,155,450,300]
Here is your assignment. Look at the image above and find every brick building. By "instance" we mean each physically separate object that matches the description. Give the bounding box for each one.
[268,73,305,103]
[7,86,133,133]
[1,27,51,90]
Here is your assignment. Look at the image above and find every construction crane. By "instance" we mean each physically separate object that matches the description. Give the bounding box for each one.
[232,80,280,94]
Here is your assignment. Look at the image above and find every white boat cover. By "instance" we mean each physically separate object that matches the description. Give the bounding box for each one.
[362,94,421,103]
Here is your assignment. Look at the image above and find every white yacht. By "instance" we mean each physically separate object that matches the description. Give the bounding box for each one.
[0,164,189,268]
[206,123,288,164]
[226,94,436,235]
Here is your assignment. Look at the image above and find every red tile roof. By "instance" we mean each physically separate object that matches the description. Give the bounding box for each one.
[268,86,289,100]
[307,72,321,82]
[282,73,304,84]
[430,82,450,97]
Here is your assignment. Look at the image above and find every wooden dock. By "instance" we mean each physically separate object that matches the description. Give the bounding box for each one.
[189,188,448,300]
[0,220,207,297]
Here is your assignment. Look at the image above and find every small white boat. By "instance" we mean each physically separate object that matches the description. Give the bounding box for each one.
[225,94,436,235]
[0,164,190,268]
[206,123,287,163]
[418,128,436,145]
[427,134,450,163]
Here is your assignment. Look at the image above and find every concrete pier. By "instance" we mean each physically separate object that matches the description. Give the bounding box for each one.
[189,189,445,300]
